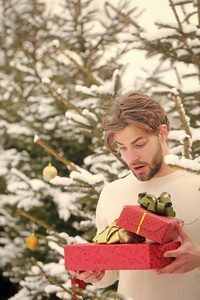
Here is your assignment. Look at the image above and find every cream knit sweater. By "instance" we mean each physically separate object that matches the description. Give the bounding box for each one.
[94,170,200,300]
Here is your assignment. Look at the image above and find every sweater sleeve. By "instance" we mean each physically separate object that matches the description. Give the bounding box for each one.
[93,270,119,288]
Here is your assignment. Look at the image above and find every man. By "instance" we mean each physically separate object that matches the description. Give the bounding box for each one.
[70,92,200,300]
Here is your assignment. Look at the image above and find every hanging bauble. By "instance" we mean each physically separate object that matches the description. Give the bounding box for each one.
[43,163,58,180]
[26,234,39,250]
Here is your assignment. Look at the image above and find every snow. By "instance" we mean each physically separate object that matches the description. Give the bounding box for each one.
[179,134,192,145]
[165,154,200,171]
[8,288,31,300]
[10,61,36,75]
[45,285,61,294]
[141,28,179,41]
[0,167,7,176]
[42,77,51,84]
[75,69,121,97]
[10,168,46,191]
[170,87,179,95]
[7,123,34,136]
[70,170,106,186]
[192,128,200,141]
[34,135,40,142]
[65,111,90,127]
[50,176,72,186]
[48,241,64,256]
[52,191,71,221]
[82,109,98,123]
[52,39,60,47]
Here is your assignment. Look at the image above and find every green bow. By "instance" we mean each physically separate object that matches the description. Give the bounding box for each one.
[138,192,176,217]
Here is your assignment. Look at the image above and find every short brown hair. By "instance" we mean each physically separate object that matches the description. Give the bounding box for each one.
[102,92,170,153]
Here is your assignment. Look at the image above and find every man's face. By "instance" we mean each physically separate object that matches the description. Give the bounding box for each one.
[113,125,164,181]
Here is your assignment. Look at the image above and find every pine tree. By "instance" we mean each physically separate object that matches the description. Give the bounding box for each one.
[113,0,200,166]
[0,0,199,299]
[0,0,135,299]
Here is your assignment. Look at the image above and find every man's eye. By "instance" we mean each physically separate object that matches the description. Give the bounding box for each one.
[119,147,126,150]
[136,144,145,148]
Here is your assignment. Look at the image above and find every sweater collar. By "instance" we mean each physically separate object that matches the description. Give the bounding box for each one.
[129,170,186,186]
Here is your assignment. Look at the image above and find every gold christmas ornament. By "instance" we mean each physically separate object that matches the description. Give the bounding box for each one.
[43,163,58,180]
[26,234,39,250]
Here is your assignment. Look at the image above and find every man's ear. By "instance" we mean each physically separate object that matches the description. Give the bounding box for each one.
[159,124,168,142]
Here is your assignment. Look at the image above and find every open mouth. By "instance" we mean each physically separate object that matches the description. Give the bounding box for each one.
[134,165,143,169]
[133,165,145,173]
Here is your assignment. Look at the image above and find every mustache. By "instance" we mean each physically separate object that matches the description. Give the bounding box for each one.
[129,162,146,167]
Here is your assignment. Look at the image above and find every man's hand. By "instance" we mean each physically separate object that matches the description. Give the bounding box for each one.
[69,270,105,283]
[157,224,200,275]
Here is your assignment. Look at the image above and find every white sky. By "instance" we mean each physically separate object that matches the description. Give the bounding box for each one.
[129,0,175,30]
[43,0,176,29]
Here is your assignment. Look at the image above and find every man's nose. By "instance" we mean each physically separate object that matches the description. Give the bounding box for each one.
[125,150,140,164]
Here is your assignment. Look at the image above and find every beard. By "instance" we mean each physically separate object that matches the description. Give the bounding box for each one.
[129,143,163,181]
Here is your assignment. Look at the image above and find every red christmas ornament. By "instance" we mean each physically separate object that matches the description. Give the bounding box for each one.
[71,277,87,300]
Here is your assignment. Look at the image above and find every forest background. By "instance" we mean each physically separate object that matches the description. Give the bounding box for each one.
[0,0,200,299]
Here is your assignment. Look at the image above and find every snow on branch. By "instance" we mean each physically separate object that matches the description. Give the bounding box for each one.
[82,109,98,123]
[75,69,121,97]
[65,111,90,127]
[141,28,179,41]
[53,43,100,86]
[70,170,106,187]
[165,154,200,174]
[48,241,64,256]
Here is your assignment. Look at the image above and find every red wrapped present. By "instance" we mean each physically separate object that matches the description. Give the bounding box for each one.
[64,241,180,270]
[116,205,180,244]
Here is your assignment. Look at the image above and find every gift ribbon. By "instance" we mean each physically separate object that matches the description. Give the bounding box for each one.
[92,220,120,244]
[138,192,176,217]
[136,212,147,234]
[93,219,145,244]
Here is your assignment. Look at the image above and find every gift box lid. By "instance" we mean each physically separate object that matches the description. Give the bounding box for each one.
[116,205,179,244]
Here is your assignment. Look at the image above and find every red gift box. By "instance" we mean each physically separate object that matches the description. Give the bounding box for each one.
[116,205,180,244]
[64,241,180,270]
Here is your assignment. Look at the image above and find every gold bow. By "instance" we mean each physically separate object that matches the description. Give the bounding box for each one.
[93,219,145,244]
[138,192,176,217]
